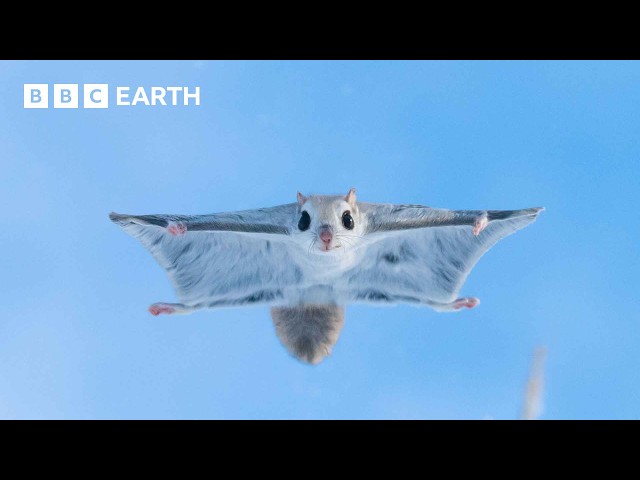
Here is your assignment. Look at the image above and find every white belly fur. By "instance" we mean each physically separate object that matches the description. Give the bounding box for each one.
[283,245,361,305]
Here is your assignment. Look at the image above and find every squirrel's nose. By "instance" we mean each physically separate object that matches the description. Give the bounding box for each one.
[319,227,332,244]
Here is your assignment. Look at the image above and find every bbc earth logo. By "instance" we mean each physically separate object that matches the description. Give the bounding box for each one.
[23,84,201,109]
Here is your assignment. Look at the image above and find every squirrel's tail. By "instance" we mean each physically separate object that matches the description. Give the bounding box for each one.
[271,304,345,365]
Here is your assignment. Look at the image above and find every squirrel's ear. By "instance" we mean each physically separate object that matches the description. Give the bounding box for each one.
[345,187,356,208]
[297,192,307,206]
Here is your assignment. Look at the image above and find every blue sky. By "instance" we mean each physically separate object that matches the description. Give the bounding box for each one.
[1,60,638,419]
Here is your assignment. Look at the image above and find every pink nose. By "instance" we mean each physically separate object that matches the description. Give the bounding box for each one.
[320,230,332,244]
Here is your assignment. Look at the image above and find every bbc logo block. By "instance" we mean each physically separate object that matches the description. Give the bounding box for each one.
[24,84,49,109]
[83,84,109,109]
[53,84,79,108]
[24,84,109,109]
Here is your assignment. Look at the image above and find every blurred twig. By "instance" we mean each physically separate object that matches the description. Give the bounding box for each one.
[520,346,548,420]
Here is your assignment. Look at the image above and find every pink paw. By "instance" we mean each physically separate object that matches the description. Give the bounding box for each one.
[167,222,187,236]
[148,303,176,316]
[453,297,480,310]
[473,213,488,236]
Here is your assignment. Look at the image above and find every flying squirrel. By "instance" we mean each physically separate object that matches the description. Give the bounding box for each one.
[110,188,543,364]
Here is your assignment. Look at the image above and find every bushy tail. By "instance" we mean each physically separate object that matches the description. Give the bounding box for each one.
[271,305,345,365]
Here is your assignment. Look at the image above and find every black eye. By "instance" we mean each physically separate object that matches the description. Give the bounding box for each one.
[342,211,354,230]
[298,211,311,231]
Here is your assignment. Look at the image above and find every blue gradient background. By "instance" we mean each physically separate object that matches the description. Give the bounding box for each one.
[1,61,638,419]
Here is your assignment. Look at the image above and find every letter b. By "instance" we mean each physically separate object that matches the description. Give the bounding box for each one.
[54,84,78,108]
[24,84,49,108]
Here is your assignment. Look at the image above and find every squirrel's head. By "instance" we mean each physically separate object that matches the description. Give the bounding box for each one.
[294,188,362,253]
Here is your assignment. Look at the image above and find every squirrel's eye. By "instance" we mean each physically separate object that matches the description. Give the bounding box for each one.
[342,211,354,230]
[298,211,311,231]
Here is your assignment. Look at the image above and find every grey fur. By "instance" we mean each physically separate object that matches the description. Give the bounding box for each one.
[361,204,541,234]
[110,190,543,364]
[271,305,345,365]
[109,209,290,235]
